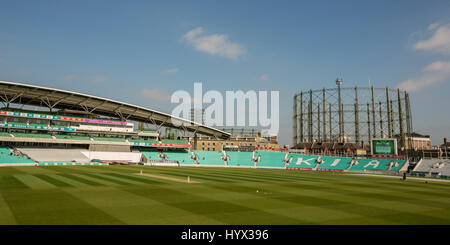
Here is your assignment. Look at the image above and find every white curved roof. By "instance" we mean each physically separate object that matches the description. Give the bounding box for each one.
[0,80,230,139]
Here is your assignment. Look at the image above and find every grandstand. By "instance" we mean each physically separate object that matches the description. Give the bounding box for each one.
[0,146,36,166]
[412,159,450,178]
[194,150,226,166]
[0,80,413,178]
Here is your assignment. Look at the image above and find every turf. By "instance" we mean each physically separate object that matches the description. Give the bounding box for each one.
[0,165,450,225]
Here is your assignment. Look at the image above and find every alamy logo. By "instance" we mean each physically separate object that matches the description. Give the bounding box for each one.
[170,83,279,136]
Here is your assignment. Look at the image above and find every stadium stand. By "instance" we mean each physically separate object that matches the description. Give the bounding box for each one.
[226,151,254,166]
[348,159,389,171]
[93,136,126,142]
[0,146,36,165]
[413,159,450,177]
[254,151,285,168]
[37,161,108,166]
[13,132,53,139]
[54,134,91,141]
[0,132,12,137]
[316,156,351,171]
[194,150,225,166]
[81,151,142,163]
[140,149,161,161]
[129,139,159,144]
[17,148,91,162]
[286,153,318,169]
[164,151,196,164]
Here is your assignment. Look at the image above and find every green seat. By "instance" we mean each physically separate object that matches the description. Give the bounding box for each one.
[194,151,225,165]
[13,132,53,139]
[93,137,125,142]
[226,152,254,166]
[254,151,286,167]
[286,154,318,168]
[0,146,36,164]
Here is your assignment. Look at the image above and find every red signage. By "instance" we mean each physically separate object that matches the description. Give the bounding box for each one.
[286,167,313,171]
[316,168,344,172]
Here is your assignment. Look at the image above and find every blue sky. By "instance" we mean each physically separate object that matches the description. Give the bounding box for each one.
[1,0,450,146]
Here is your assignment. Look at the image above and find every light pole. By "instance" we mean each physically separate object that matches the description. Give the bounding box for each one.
[336,78,343,143]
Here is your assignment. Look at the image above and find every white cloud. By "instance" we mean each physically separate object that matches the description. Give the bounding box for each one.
[259,74,269,80]
[160,68,179,75]
[139,88,171,102]
[397,61,450,92]
[428,23,439,31]
[423,60,450,72]
[61,74,77,81]
[91,76,106,83]
[182,27,246,60]
[414,24,450,54]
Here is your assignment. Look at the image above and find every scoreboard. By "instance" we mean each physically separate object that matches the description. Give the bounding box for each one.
[371,138,397,155]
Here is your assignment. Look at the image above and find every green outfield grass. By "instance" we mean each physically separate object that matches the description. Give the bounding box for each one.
[0,166,450,225]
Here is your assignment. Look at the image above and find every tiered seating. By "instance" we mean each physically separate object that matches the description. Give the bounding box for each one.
[137,130,158,134]
[93,136,126,142]
[7,122,28,127]
[38,161,96,166]
[18,148,91,162]
[226,151,254,166]
[28,123,50,128]
[13,132,53,139]
[140,149,161,161]
[348,158,396,171]
[414,159,450,176]
[286,153,318,168]
[80,151,142,163]
[55,135,91,141]
[164,151,195,164]
[0,132,12,137]
[316,156,352,170]
[194,151,225,166]
[389,159,407,171]
[161,139,190,145]
[254,151,285,167]
[0,146,36,164]
[129,139,159,144]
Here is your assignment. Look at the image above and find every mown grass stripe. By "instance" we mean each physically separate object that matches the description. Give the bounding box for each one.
[207,170,299,182]
[195,170,289,183]
[58,174,105,186]
[104,173,167,185]
[82,173,136,186]
[124,186,304,225]
[166,169,270,183]
[0,194,17,225]
[68,173,123,186]
[32,174,73,187]
[186,171,263,183]
[140,167,241,183]
[1,188,125,225]
[150,171,237,183]
[181,168,312,182]
[14,174,56,189]
[0,176,29,190]
[91,173,149,185]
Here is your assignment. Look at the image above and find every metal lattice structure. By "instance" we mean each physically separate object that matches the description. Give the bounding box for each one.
[293,82,413,150]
